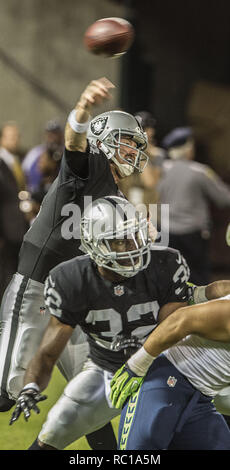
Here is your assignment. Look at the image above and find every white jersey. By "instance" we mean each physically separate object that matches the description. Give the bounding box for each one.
[165,294,230,397]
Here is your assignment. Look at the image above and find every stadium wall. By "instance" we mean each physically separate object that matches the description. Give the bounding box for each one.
[0,0,125,149]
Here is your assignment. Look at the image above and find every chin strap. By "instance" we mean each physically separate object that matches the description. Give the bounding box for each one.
[99,142,114,159]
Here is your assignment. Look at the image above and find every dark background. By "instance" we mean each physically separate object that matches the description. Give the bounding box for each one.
[112,0,230,277]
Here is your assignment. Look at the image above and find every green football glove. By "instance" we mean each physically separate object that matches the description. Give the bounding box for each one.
[110,364,144,409]
[186,281,197,305]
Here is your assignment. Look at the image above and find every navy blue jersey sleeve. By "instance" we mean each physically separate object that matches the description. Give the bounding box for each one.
[157,249,190,306]
[44,266,80,327]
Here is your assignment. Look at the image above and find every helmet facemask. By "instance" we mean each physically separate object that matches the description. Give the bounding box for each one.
[103,128,148,174]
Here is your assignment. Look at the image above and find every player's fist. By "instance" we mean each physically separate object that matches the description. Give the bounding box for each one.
[110,364,144,409]
[9,386,47,425]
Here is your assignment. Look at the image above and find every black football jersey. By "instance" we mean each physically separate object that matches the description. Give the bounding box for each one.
[44,247,190,373]
[18,147,118,282]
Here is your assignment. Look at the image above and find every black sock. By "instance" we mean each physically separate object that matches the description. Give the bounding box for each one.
[28,423,117,451]
[28,438,42,450]
[0,396,15,412]
[86,422,117,450]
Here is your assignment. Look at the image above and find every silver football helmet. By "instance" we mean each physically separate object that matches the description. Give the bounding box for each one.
[80,196,151,277]
[87,110,148,174]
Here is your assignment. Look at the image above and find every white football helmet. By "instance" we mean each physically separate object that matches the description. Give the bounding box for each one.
[87,110,148,173]
[80,196,151,277]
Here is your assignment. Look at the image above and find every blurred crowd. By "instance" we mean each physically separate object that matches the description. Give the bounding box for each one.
[0,119,64,299]
[1,112,230,300]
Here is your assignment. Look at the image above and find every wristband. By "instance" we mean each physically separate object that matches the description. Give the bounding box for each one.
[22,382,40,393]
[67,109,90,133]
[127,346,155,376]
[193,285,208,304]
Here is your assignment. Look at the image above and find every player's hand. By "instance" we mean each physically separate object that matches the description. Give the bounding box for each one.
[186,281,197,305]
[110,364,144,409]
[78,77,115,111]
[9,386,47,425]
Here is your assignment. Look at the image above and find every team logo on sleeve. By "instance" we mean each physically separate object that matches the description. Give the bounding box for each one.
[114,285,125,296]
[90,117,108,136]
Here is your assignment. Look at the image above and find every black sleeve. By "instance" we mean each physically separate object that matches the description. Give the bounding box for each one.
[158,249,190,306]
[64,144,90,179]
[44,270,79,328]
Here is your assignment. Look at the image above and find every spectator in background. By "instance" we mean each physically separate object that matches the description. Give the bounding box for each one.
[119,111,165,206]
[0,122,28,300]
[25,145,63,223]
[22,119,64,192]
[136,111,165,202]
[0,121,26,191]
[158,127,230,284]
[135,111,165,167]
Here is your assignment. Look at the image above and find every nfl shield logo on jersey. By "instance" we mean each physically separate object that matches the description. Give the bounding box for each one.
[114,285,124,296]
[167,376,177,387]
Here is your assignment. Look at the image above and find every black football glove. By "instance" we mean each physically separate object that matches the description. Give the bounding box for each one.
[9,386,47,425]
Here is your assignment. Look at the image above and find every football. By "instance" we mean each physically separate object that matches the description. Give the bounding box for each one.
[83,17,135,58]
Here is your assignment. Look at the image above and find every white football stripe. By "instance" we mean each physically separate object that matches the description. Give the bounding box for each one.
[98,17,130,26]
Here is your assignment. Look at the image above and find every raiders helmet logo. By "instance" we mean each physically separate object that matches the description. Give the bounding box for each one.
[90,117,108,136]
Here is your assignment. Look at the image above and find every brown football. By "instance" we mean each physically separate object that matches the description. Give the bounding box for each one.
[83,17,135,57]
